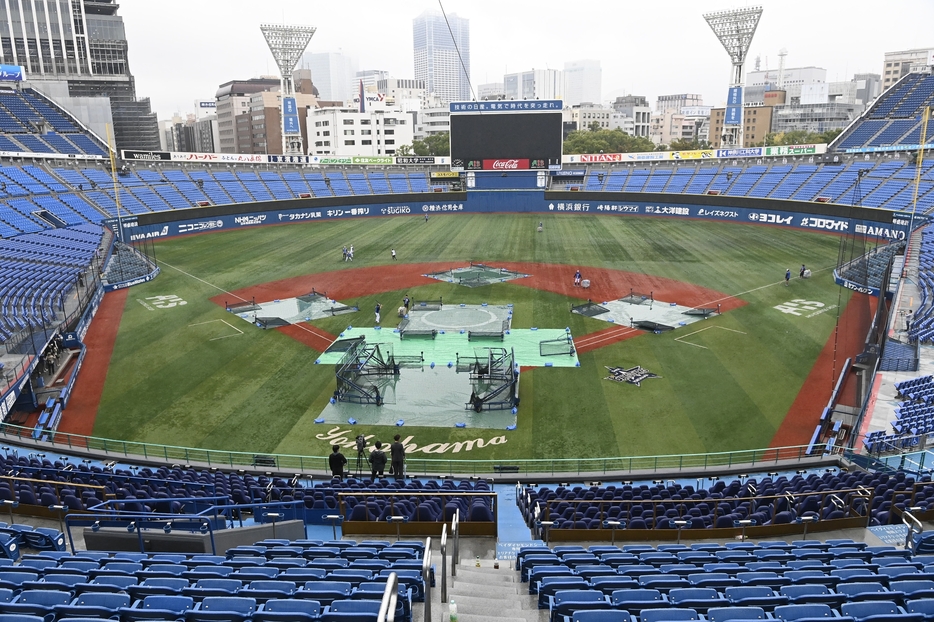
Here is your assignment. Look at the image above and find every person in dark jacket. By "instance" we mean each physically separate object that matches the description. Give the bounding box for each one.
[369,441,387,479]
[390,434,406,480]
[328,445,347,479]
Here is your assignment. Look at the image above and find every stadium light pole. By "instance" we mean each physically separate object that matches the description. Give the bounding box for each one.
[703,6,763,149]
[260,24,317,156]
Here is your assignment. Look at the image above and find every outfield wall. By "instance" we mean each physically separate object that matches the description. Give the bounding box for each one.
[108,189,913,242]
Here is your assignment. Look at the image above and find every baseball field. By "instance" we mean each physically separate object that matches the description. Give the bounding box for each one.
[70,213,870,463]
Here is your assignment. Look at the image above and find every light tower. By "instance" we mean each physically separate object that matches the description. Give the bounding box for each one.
[703,6,763,149]
[260,23,317,156]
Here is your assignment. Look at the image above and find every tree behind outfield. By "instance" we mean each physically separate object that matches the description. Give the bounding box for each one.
[410,132,450,156]
[753,128,842,147]
[563,127,656,154]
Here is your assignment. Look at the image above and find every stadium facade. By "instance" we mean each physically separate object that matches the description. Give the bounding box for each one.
[0,0,159,151]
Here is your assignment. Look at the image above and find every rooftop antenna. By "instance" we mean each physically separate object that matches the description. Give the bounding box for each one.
[754,54,761,72]
[260,23,317,155]
[777,48,788,90]
[703,6,763,148]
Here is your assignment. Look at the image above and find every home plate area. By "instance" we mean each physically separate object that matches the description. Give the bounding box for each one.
[572,291,721,333]
[313,303,578,430]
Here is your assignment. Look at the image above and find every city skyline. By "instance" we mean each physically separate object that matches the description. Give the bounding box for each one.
[118,0,934,119]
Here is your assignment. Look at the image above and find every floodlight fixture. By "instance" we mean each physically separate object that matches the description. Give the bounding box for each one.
[260,23,317,156]
[703,6,763,148]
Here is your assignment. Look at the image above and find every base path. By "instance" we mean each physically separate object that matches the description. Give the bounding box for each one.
[58,289,128,436]
[770,292,877,448]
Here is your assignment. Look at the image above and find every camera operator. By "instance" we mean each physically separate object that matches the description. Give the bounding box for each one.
[354,434,369,476]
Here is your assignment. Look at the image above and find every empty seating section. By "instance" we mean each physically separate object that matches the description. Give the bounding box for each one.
[215,171,254,203]
[0,224,102,339]
[346,172,372,194]
[664,168,693,194]
[258,172,293,200]
[624,170,650,192]
[189,171,234,205]
[366,172,390,194]
[236,172,273,202]
[518,538,934,622]
[0,538,426,622]
[66,133,109,157]
[40,133,83,155]
[869,120,920,147]
[0,153,928,234]
[870,74,923,119]
[891,75,934,118]
[838,120,889,149]
[747,165,790,198]
[0,450,495,530]
[282,171,311,196]
[21,90,80,132]
[643,169,671,193]
[0,91,42,128]
[836,74,934,150]
[387,172,410,193]
[684,167,717,194]
[520,468,925,530]
[724,166,765,196]
[408,172,429,192]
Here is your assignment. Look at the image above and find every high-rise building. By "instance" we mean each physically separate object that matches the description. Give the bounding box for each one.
[883,48,934,90]
[305,52,358,103]
[413,10,470,104]
[0,0,159,150]
[563,60,601,107]
[504,69,563,101]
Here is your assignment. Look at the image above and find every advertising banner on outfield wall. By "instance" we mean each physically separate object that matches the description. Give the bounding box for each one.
[121,150,450,166]
[565,144,826,164]
[122,191,911,244]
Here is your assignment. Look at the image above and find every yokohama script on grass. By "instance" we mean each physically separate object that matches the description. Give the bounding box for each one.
[315,426,507,454]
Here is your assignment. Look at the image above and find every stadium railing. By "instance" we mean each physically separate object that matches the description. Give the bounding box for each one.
[0,422,837,476]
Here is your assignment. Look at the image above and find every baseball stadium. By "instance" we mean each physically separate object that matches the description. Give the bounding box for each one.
[1,3,934,622]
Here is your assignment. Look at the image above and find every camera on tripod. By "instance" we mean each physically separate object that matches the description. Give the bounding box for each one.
[355,435,368,454]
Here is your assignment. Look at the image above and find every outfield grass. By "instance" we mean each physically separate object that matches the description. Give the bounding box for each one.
[93,214,851,461]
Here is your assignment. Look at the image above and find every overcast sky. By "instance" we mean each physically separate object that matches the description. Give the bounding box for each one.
[120,0,934,120]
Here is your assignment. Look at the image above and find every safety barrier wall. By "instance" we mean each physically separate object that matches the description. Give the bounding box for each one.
[107,189,914,242]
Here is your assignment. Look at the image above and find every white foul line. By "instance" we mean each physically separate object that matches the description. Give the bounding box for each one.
[160,260,248,301]
[674,325,747,350]
[189,319,244,341]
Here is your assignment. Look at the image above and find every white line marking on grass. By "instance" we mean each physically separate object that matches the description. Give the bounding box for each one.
[574,326,640,349]
[674,325,747,350]
[698,264,836,308]
[188,319,244,341]
[160,260,248,301]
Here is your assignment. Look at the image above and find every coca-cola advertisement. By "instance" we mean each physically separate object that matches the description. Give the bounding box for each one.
[482,159,530,170]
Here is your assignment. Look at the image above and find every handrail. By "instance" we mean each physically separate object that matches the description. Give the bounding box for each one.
[422,536,432,622]
[0,424,839,475]
[451,508,460,578]
[903,508,924,551]
[440,523,448,603]
[377,571,398,622]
